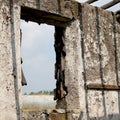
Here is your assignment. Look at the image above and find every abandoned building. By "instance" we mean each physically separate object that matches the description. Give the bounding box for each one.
[0,0,120,120]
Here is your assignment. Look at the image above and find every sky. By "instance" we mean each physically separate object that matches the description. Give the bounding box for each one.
[21,0,120,94]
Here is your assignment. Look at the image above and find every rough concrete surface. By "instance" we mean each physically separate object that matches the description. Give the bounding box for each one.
[0,0,120,120]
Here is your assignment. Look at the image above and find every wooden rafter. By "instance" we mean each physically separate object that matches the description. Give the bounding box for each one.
[101,0,120,9]
[85,0,120,11]
[86,0,98,4]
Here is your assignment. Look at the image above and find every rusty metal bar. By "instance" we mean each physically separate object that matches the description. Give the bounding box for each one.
[101,0,120,9]
[87,84,120,91]
[86,0,98,4]
[116,10,120,23]
[116,9,120,13]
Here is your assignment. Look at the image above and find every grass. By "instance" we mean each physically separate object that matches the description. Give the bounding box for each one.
[22,104,55,111]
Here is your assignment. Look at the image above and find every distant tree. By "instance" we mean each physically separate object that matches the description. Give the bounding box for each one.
[24,92,27,95]
[29,92,34,95]
[28,90,54,95]
[50,91,54,95]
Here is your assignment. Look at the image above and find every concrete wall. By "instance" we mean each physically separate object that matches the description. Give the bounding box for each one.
[0,0,120,120]
[77,4,120,119]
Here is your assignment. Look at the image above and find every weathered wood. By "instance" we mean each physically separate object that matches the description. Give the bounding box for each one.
[86,0,98,4]
[21,6,72,27]
[101,0,120,9]
[87,84,120,90]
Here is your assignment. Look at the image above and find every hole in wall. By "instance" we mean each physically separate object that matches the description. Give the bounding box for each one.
[20,20,56,110]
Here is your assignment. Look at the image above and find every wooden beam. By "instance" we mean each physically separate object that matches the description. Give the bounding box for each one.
[87,84,120,91]
[86,0,98,4]
[21,6,71,27]
[101,0,120,9]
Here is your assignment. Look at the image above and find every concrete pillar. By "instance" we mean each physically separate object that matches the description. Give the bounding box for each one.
[64,19,86,116]
[0,1,21,119]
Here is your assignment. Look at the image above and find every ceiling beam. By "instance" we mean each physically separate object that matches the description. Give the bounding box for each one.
[101,0,120,9]
[86,0,98,4]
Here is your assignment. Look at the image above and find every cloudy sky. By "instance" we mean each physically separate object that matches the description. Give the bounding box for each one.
[21,23,55,94]
[21,0,120,94]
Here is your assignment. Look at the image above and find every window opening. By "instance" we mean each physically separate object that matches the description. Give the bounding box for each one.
[20,20,56,110]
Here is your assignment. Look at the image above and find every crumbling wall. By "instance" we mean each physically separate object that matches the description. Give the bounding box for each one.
[0,0,120,120]
[76,3,120,120]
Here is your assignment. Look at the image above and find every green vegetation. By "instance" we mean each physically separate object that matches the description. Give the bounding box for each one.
[24,90,54,95]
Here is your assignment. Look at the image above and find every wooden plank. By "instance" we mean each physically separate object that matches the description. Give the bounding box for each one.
[21,6,71,27]
[87,84,120,90]
[101,0,120,9]
[86,0,98,4]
